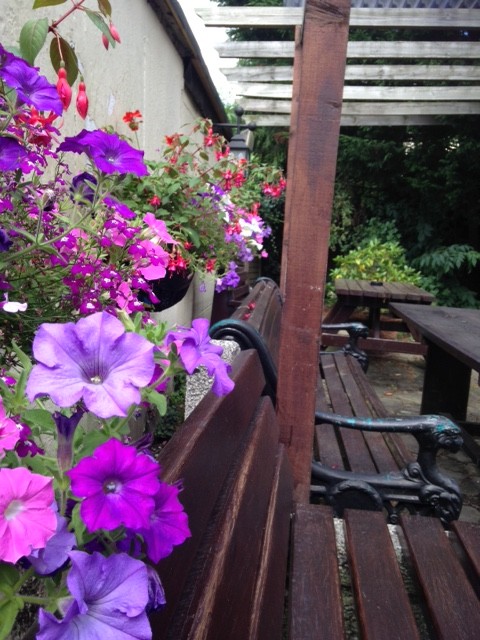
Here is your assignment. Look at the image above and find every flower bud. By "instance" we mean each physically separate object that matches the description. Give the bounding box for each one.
[56,67,72,110]
[102,33,109,50]
[76,81,89,119]
[109,22,121,44]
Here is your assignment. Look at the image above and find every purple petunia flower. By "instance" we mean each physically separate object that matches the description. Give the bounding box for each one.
[58,129,148,176]
[66,438,161,532]
[37,550,152,640]
[166,318,235,396]
[28,513,76,575]
[0,45,63,115]
[146,566,166,612]
[0,137,29,171]
[0,229,12,252]
[137,482,191,564]
[25,311,155,418]
[53,408,85,472]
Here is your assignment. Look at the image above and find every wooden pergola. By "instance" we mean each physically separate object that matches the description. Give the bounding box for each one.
[196,0,479,500]
[197,1,480,127]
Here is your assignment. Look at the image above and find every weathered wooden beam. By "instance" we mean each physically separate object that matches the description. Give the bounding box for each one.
[223,64,480,83]
[237,84,480,101]
[216,40,480,59]
[277,0,350,502]
[197,7,480,29]
[240,98,480,115]
[252,114,445,127]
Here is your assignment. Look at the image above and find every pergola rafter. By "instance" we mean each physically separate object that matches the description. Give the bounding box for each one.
[195,4,480,127]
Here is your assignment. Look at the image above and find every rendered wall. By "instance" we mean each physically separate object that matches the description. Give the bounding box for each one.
[0,0,201,158]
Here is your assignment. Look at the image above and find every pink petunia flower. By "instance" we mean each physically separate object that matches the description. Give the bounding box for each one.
[66,438,161,533]
[0,467,57,564]
[0,397,20,458]
[26,311,155,419]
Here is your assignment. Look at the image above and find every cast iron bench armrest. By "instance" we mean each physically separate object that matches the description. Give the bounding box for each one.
[321,321,369,371]
[313,411,463,522]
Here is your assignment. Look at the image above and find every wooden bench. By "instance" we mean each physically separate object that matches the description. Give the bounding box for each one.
[148,348,480,639]
[210,278,463,523]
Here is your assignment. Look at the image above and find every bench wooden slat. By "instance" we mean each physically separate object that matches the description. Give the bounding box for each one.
[165,397,287,639]
[401,514,480,639]
[289,504,345,640]
[150,350,267,635]
[249,444,293,639]
[344,510,420,640]
[451,520,480,593]
[321,355,378,474]
[336,355,399,473]
[314,372,345,468]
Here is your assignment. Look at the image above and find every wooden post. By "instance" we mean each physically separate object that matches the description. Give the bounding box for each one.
[277,0,351,502]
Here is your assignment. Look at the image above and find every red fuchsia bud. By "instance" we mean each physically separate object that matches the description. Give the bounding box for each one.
[109,22,121,44]
[76,81,89,119]
[56,67,72,110]
[102,33,110,50]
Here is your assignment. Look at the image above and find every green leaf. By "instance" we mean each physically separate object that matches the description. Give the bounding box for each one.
[0,598,22,640]
[143,389,167,416]
[19,18,49,64]
[33,0,68,7]
[49,37,79,86]
[84,9,115,47]
[97,0,112,18]
[22,408,56,432]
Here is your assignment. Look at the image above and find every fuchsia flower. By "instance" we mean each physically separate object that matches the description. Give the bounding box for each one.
[37,551,152,639]
[26,311,155,418]
[137,482,191,564]
[0,467,56,564]
[0,397,20,458]
[66,438,161,533]
[166,318,234,395]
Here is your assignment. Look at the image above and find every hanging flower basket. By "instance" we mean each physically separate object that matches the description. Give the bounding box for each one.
[149,271,194,312]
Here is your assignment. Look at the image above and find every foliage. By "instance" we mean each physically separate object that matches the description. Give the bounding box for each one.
[116,119,286,293]
[327,238,423,301]
[0,7,244,637]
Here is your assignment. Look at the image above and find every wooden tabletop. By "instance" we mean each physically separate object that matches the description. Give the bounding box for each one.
[334,279,435,304]
[390,303,480,372]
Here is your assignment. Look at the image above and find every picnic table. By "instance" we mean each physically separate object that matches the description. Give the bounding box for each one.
[322,279,435,354]
[390,302,480,463]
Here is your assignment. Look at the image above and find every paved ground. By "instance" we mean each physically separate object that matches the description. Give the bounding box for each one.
[367,352,480,523]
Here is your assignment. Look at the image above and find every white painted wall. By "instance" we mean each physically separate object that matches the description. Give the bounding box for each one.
[0,0,202,158]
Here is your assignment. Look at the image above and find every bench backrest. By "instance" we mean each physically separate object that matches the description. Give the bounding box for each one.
[149,349,293,639]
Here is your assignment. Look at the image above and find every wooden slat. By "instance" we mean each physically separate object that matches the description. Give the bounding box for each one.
[198,7,480,29]
[224,64,480,83]
[238,83,480,101]
[315,371,346,468]
[289,504,345,640]
[451,520,480,587]
[248,445,293,639]
[217,40,480,59]
[345,510,420,640]
[320,354,378,473]
[401,514,480,639]
[277,0,351,502]
[164,398,284,639]
[249,114,470,128]
[150,350,266,635]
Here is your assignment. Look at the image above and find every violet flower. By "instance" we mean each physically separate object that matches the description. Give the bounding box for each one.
[58,129,148,176]
[26,311,155,418]
[66,438,161,533]
[28,513,76,575]
[0,45,63,115]
[166,318,235,395]
[0,229,12,252]
[53,408,85,472]
[0,137,29,171]
[138,482,191,564]
[37,551,151,639]
[0,467,56,564]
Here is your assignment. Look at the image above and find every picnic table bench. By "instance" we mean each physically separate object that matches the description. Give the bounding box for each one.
[210,278,463,524]
[148,347,480,639]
